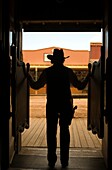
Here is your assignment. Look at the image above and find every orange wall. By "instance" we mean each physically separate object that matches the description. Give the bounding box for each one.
[23,43,102,67]
[23,47,89,66]
[90,42,102,60]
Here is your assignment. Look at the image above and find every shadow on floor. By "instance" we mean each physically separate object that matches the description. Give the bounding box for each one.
[9,147,107,170]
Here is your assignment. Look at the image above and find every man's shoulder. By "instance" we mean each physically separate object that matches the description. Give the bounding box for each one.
[44,66,53,73]
[64,65,72,72]
[44,66,53,70]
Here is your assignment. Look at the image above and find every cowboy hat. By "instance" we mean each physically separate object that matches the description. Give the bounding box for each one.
[47,48,69,63]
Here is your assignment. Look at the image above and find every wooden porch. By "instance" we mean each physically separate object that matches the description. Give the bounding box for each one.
[21,96,102,149]
[22,117,102,148]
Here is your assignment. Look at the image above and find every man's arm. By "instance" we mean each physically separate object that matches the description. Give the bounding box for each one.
[69,69,89,90]
[27,69,47,90]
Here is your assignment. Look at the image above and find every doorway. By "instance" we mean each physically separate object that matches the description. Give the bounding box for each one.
[10,31,106,170]
[21,31,103,150]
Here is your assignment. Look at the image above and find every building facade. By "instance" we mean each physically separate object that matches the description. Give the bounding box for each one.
[23,42,102,95]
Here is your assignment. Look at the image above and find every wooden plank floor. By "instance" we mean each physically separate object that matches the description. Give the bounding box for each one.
[21,117,102,148]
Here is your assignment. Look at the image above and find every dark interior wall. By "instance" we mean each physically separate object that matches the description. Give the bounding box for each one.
[18,0,103,20]
[16,0,103,32]
[0,0,2,40]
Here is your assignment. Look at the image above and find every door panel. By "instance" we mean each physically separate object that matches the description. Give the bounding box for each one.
[88,56,104,139]
[16,62,30,132]
[11,44,30,134]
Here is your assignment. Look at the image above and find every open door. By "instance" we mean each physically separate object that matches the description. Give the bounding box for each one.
[87,46,105,139]
[11,38,30,152]
[16,61,30,132]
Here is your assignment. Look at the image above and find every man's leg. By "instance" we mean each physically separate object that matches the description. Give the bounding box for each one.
[46,111,58,167]
[60,118,70,167]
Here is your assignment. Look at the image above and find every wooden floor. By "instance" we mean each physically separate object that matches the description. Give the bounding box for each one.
[21,117,102,148]
[10,96,106,170]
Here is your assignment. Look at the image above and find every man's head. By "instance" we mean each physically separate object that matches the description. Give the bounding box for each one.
[47,48,69,64]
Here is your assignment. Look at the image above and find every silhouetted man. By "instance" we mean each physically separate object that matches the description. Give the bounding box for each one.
[27,48,89,168]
